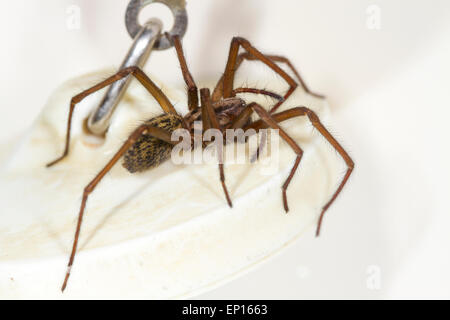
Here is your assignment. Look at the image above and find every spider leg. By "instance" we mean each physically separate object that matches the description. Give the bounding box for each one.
[213,50,323,112]
[231,87,283,102]
[241,54,325,109]
[213,39,298,113]
[226,103,266,163]
[170,34,199,111]
[200,88,233,208]
[226,89,282,162]
[61,124,175,292]
[211,52,246,102]
[213,38,309,163]
[245,103,303,213]
[47,66,178,167]
[229,105,254,130]
[245,107,354,236]
[223,38,297,105]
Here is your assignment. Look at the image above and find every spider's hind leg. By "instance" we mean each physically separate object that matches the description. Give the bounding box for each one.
[61,124,174,292]
[46,66,178,167]
[170,34,199,111]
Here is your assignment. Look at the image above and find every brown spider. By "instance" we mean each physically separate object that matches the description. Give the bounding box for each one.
[47,36,354,292]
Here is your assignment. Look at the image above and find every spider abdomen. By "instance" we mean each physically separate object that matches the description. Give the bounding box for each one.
[122,113,183,173]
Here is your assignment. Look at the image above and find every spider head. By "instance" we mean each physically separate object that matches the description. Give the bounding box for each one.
[213,97,247,128]
[182,96,248,131]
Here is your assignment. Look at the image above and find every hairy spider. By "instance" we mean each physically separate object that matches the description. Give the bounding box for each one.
[47,36,354,292]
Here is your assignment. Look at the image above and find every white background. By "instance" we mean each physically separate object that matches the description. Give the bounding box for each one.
[1,0,450,299]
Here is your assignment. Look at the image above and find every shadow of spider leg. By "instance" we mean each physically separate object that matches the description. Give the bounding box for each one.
[244,106,354,236]
[60,124,175,293]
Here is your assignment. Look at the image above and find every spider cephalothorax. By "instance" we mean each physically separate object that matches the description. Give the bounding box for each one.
[47,36,353,292]
[183,97,247,130]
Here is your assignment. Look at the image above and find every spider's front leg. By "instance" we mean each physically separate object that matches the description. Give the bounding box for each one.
[245,54,325,102]
[245,106,354,236]
[200,88,233,208]
[223,38,296,108]
[46,66,178,167]
[214,37,317,113]
[61,124,175,292]
[213,50,324,113]
[247,103,304,213]
[232,102,304,212]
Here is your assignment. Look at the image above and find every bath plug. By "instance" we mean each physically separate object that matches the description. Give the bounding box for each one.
[0,69,343,299]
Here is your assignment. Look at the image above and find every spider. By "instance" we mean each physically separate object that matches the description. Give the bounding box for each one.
[47,36,354,292]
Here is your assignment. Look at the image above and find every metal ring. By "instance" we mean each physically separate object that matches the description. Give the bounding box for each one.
[87,19,163,135]
[126,0,187,50]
